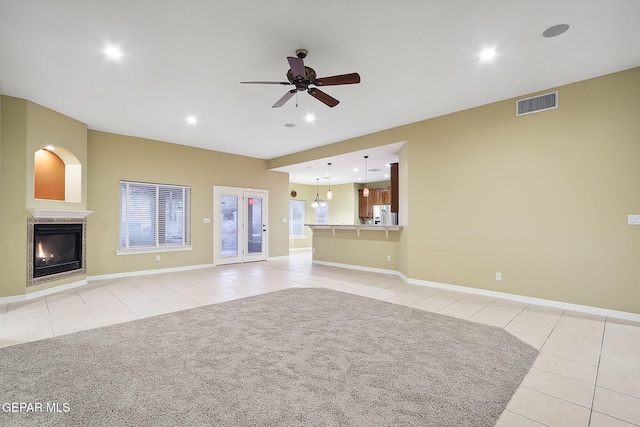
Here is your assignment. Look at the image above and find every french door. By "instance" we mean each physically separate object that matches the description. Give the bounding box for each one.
[213,186,268,265]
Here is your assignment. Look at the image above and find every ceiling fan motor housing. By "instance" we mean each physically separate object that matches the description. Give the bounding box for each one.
[287,66,317,91]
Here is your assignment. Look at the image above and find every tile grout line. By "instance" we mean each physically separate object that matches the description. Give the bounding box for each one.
[587,316,607,426]
[502,409,552,427]
[496,303,530,331]
[520,384,593,410]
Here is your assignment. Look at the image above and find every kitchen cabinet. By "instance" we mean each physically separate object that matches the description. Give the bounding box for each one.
[379,187,391,205]
[390,162,399,213]
[358,186,391,218]
[358,189,372,218]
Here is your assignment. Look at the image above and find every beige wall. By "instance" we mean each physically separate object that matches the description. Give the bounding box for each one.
[272,67,640,314]
[0,96,89,297]
[328,183,357,225]
[87,131,289,276]
[0,97,28,297]
[0,96,290,298]
[288,182,357,249]
[404,68,640,313]
[313,229,400,271]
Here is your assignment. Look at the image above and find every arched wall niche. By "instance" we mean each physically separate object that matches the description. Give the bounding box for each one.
[33,147,82,203]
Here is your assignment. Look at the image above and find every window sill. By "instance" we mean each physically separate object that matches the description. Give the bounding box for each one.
[116,246,193,256]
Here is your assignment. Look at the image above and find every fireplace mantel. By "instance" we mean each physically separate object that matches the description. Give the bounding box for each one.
[31,209,93,219]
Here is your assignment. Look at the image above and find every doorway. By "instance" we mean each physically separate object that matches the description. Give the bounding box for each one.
[213,186,268,265]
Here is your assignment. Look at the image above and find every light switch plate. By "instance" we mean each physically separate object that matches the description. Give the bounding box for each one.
[628,215,640,225]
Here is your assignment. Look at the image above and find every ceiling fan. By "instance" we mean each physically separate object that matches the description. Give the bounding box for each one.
[241,49,361,108]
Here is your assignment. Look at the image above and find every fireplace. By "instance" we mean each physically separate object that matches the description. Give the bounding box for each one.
[27,217,87,286]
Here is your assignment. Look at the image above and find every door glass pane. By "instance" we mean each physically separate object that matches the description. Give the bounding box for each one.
[247,196,262,254]
[220,195,238,256]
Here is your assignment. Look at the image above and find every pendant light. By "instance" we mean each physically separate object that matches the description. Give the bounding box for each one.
[312,178,325,208]
[326,162,333,200]
[363,155,370,197]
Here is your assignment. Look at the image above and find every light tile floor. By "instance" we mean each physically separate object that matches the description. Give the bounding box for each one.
[1,250,639,426]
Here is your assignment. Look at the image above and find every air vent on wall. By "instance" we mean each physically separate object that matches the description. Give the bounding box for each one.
[516,91,558,116]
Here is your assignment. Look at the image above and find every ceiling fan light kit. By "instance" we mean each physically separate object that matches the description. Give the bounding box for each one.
[241,49,361,108]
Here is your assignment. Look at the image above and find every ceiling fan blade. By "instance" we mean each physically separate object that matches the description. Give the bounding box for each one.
[314,73,361,86]
[308,88,339,108]
[272,89,297,108]
[241,81,291,85]
[287,56,306,79]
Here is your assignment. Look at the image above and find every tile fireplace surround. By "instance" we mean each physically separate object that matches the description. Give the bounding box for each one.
[26,210,91,287]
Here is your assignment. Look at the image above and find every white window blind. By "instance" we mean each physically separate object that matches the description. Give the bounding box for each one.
[289,200,306,237]
[120,181,191,250]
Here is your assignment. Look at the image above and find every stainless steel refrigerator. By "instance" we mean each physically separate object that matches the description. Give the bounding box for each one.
[373,205,396,225]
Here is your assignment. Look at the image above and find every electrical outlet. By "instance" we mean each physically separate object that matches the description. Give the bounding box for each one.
[387,255,392,261]
[156,255,161,261]
[495,272,502,281]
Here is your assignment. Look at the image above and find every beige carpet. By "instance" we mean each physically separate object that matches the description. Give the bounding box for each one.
[0,288,537,426]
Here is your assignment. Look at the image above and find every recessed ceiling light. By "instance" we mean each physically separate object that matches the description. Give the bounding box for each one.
[479,48,497,62]
[186,116,198,125]
[353,168,358,172]
[543,24,570,38]
[104,44,123,60]
[305,114,316,123]
[284,123,295,128]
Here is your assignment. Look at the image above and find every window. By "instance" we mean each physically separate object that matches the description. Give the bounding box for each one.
[315,203,328,225]
[119,181,191,252]
[289,200,306,237]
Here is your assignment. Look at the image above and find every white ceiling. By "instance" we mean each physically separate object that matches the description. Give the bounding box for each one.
[1,1,639,185]
[271,142,404,186]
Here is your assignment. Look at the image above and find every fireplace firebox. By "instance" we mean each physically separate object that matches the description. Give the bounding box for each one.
[27,217,87,286]
[33,223,82,278]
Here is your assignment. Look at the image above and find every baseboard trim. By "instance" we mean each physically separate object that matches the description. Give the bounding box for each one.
[313,260,640,323]
[313,260,398,276]
[87,263,215,282]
